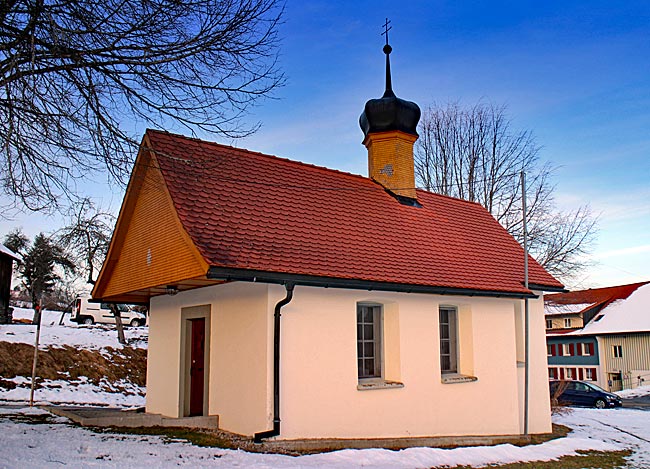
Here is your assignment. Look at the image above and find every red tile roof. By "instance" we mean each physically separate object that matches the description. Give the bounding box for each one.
[146,129,562,295]
[545,281,649,314]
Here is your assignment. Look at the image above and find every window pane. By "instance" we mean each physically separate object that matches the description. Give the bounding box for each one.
[363,342,374,358]
[439,307,458,374]
[441,356,450,371]
[357,304,382,379]
[364,359,374,377]
[440,309,448,323]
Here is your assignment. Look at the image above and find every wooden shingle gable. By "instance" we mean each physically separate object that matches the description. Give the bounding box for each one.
[92,134,211,303]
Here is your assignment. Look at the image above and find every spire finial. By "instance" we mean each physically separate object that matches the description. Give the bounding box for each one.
[381,18,394,97]
[382,18,392,47]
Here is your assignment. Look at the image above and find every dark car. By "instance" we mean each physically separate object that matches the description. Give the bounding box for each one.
[549,380,622,409]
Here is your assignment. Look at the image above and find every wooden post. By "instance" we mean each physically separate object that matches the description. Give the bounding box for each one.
[109,303,126,345]
[29,297,43,407]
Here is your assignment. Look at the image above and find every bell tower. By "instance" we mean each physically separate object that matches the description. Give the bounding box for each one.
[359,20,421,201]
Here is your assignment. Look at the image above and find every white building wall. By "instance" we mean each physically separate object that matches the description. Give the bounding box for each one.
[147,282,552,439]
[278,285,551,439]
[599,333,650,390]
[147,282,271,436]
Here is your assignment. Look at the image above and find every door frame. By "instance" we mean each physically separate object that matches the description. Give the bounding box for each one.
[180,305,211,417]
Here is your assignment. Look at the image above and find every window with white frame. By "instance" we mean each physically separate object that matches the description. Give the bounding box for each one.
[547,344,553,356]
[564,318,572,328]
[612,345,623,358]
[439,306,458,374]
[565,368,574,380]
[562,343,571,356]
[585,368,596,380]
[546,319,553,329]
[357,304,382,379]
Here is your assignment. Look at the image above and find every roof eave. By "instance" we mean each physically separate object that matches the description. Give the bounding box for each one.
[207,267,538,299]
[528,283,567,293]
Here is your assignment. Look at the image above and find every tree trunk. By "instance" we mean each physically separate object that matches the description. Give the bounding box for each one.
[108,303,126,345]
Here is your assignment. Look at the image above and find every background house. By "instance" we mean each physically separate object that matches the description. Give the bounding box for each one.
[0,244,21,324]
[545,281,650,391]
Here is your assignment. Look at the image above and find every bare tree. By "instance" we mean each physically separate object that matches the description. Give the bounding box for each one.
[57,198,114,285]
[415,101,597,282]
[1,0,284,211]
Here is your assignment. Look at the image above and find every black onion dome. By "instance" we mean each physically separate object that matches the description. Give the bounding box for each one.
[360,43,421,138]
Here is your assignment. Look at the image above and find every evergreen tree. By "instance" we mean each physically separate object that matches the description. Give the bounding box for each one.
[3,231,75,307]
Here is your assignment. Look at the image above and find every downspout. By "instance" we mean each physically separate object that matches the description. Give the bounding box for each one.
[254,282,294,443]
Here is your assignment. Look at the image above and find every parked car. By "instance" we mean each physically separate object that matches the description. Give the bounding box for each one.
[71,296,146,327]
[549,380,622,409]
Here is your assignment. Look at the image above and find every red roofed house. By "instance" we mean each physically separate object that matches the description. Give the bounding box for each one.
[92,42,563,443]
[545,281,650,391]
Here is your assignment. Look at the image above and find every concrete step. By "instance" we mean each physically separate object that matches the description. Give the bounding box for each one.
[44,406,219,429]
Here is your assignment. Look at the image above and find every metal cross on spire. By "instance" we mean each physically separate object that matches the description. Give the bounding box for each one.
[381,18,392,45]
[380,18,394,97]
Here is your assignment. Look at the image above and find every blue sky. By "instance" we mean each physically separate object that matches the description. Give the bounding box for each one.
[2,1,649,288]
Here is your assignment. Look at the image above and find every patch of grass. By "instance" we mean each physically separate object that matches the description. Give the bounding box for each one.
[0,412,62,425]
[446,450,632,469]
[94,426,247,451]
[0,341,147,386]
[525,424,572,445]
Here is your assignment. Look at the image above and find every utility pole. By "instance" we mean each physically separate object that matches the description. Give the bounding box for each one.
[521,171,530,436]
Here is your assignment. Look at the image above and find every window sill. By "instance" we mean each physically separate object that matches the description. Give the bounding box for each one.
[441,373,478,384]
[357,380,404,391]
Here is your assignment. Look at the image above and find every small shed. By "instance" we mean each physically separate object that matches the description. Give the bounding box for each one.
[0,244,21,324]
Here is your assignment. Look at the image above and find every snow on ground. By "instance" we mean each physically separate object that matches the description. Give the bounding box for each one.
[0,406,646,469]
[617,384,650,398]
[554,408,650,468]
[2,307,148,349]
[0,376,145,408]
[0,308,146,407]
[1,309,649,467]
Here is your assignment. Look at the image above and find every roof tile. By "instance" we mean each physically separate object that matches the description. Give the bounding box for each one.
[146,130,562,294]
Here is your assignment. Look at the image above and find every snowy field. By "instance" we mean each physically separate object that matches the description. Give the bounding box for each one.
[0,405,649,468]
[1,309,650,467]
[3,307,148,349]
[0,308,147,407]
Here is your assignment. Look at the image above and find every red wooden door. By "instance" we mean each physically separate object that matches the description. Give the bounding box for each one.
[189,318,205,416]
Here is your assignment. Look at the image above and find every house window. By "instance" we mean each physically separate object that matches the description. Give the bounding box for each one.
[357,304,382,379]
[612,345,623,358]
[564,318,572,328]
[585,368,597,381]
[579,343,594,356]
[548,367,558,379]
[565,368,574,380]
[439,306,458,374]
[562,344,571,356]
[546,319,553,329]
[547,344,553,356]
